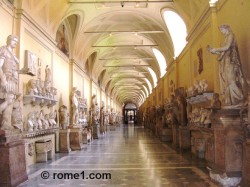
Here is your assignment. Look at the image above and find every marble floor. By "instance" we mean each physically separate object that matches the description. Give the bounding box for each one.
[19,124,219,187]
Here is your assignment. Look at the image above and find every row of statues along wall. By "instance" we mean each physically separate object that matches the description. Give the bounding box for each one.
[0,35,121,133]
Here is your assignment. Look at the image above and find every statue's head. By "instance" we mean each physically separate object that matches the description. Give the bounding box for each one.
[7,35,18,44]
[219,24,231,34]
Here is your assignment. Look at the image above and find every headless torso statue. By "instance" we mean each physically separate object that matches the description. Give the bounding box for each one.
[0,35,19,130]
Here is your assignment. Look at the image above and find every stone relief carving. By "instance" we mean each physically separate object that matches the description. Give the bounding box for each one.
[207,24,247,108]
[197,48,203,74]
[188,108,212,129]
[0,35,20,131]
[187,79,208,97]
[20,50,36,76]
[28,143,35,156]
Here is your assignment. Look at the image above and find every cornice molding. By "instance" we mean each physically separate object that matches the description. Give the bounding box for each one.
[16,9,57,47]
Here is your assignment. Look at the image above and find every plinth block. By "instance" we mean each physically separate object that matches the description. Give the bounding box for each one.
[69,127,84,150]
[242,140,250,186]
[59,129,71,153]
[93,125,100,139]
[160,128,172,142]
[179,126,191,150]
[172,127,179,147]
[110,125,116,131]
[212,109,243,174]
[0,131,28,187]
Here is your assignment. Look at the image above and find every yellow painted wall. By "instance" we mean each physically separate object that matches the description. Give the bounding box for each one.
[0,2,13,45]
[164,63,177,98]
[84,77,90,108]
[73,68,84,97]
[177,24,216,93]
[54,52,70,108]
[102,90,106,106]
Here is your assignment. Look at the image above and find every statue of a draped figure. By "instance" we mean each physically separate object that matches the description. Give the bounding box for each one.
[207,24,247,107]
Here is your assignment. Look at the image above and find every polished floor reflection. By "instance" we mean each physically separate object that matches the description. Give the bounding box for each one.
[19,124,219,187]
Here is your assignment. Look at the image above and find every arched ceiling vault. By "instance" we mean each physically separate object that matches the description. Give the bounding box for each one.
[19,0,210,106]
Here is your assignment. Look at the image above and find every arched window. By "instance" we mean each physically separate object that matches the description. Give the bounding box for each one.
[148,67,157,88]
[163,10,187,58]
[144,78,152,94]
[152,48,167,78]
[143,85,149,97]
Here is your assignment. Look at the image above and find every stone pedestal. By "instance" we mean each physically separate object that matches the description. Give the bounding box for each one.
[69,127,84,150]
[93,124,100,139]
[209,109,243,186]
[160,128,172,142]
[172,126,179,147]
[110,125,116,131]
[59,129,71,153]
[100,125,106,134]
[0,130,28,187]
[179,126,190,149]
[212,109,244,175]
[55,129,60,152]
[242,139,250,186]
[205,135,215,167]
[82,128,88,144]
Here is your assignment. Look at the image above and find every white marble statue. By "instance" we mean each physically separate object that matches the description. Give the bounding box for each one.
[27,112,34,132]
[207,24,247,107]
[199,79,208,93]
[27,79,39,95]
[33,111,39,131]
[0,35,19,130]
[49,111,57,128]
[11,93,23,132]
[37,110,44,130]
[71,87,79,125]
[44,65,52,98]
[43,114,50,129]
[91,94,100,125]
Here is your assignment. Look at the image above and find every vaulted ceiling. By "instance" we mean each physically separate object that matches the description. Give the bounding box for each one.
[18,0,210,106]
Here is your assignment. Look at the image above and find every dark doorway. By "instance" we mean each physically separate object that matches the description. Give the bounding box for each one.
[123,103,138,124]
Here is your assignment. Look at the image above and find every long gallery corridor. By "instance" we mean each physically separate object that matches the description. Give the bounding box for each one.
[19,124,218,187]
